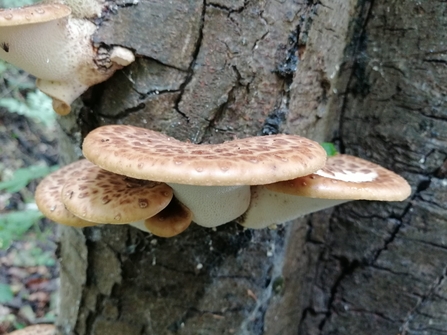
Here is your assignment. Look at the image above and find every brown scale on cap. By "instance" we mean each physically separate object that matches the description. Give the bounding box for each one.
[266,154,411,201]
[7,324,55,335]
[35,160,97,227]
[61,160,173,224]
[82,125,327,186]
[144,198,193,238]
[0,4,71,26]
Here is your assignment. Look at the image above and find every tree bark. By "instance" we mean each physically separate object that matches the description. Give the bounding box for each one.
[299,1,447,334]
[56,1,447,334]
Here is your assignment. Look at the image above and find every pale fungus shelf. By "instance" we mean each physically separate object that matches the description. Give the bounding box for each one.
[0,2,135,115]
[82,124,328,227]
[239,154,412,229]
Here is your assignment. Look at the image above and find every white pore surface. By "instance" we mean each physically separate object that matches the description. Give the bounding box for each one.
[168,184,251,228]
[129,220,150,233]
[0,19,95,81]
[241,186,348,229]
[315,169,378,183]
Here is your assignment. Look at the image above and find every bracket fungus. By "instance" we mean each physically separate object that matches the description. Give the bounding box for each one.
[240,154,412,229]
[61,160,173,224]
[0,2,135,115]
[35,159,180,237]
[35,160,99,227]
[82,125,327,227]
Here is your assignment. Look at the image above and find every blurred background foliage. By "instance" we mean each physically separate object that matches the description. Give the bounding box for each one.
[0,0,39,8]
[0,0,60,329]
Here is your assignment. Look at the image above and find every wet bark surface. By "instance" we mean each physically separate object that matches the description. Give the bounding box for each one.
[56,0,447,334]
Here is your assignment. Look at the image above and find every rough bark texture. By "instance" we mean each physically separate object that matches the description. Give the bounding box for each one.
[55,1,447,335]
[298,1,447,335]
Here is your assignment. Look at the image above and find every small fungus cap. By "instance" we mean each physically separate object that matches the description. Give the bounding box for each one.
[144,198,193,238]
[82,125,327,186]
[0,4,71,26]
[35,160,98,227]
[61,160,173,224]
[266,154,411,201]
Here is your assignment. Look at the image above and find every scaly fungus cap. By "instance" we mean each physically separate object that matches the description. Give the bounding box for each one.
[35,160,98,227]
[266,154,411,201]
[61,160,173,224]
[82,125,327,186]
[7,324,55,335]
[239,154,411,229]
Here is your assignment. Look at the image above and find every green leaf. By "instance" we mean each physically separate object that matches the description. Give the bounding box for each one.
[0,165,58,193]
[0,283,13,304]
[321,142,338,157]
[0,60,8,75]
[0,209,43,249]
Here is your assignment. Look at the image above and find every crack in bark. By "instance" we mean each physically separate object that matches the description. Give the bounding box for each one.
[341,307,397,322]
[310,170,442,333]
[305,1,379,332]
[173,0,207,126]
[400,267,447,334]
[338,0,375,151]
[206,0,248,14]
[317,257,360,332]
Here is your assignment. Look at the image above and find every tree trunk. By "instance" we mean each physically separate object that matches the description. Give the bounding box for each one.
[56,1,447,334]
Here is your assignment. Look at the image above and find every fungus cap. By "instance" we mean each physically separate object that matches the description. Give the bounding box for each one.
[82,125,327,186]
[0,5,132,115]
[35,160,98,227]
[266,154,411,201]
[142,198,192,238]
[61,160,173,224]
[240,154,411,229]
[0,4,71,26]
[7,324,55,335]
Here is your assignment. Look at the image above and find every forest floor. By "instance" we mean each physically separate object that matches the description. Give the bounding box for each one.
[0,78,60,334]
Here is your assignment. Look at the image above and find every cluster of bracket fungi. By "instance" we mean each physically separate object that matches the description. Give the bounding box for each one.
[34,124,412,238]
[0,1,411,237]
[2,1,413,335]
[2,0,412,328]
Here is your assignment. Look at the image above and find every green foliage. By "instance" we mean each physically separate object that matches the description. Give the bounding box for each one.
[0,0,39,8]
[0,283,13,304]
[0,61,8,74]
[0,91,56,128]
[0,164,58,249]
[321,142,339,157]
[9,245,56,267]
[0,165,58,193]
[0,58,56,127]
[0,210,43,249]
